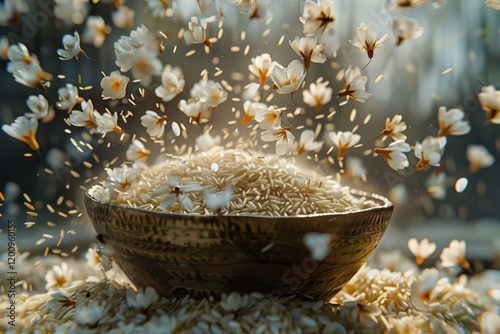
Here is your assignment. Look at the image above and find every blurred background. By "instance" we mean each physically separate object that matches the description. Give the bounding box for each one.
[0,0,499,266]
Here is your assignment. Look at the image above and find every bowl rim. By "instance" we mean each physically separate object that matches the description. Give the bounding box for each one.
[84,188,393,220]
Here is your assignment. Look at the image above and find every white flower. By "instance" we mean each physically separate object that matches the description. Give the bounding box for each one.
[57,31,83,60]
[329,131,361,159]
[261,126,295,155]
[178,99,212,124]
[45,291,75,313]
[106,165,138,190]
[126,140,150,161]
[302,78,332,112]
[248,53,274,87]
[141,110,167,138]
[318,26,340,57]
[220,292,246,312]
[195,133,221,151]
[304,232,331,261]
[478,85,500,124]
[483,0,500,9]
[297,129,323,155]
[437,107,470,137]
[374,140,411,170]
[74,301,106,326]
[386,0,428,14]
[392,17,424,46]
[54,0,89,26]
[184,16,213,46]
[2,116,40,150]
[130,46,162,86]
[57,83,83,111]
[126,287,159,309]
[410,268,440,311]
[345,157,367,181]
[255,105,284,129]
[95,112,122,134]
[0,0,28,26]
[147,0,170,18]
[408,238,436,265]
[300,0,335,35]
[141,315,177,333]
[101,70,129,100]
[155,65,185,102]
[289,35,326,69]
[11,61,53,89]
[89,185,111,202]
[270,60,306,94]
[337,67,371,103]
[382,114,407,141]
[349,23,390,59]
[241,101,267,125]
[82,15,111,48]
[153,175,203,211]
[225,0,255,14]
[414,136,447,170]
[7,43,35,73]
[466,145,494,172]
[203,188,233,212]
[440,240,470,269]
[425,171,447,200]
[112,5,135,29]
[190,79,227,108]
[25,94,49,120]
[68,100,99,129]
[45,262,73,291]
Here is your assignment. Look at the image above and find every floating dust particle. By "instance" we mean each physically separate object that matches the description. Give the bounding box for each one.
[24,222,35,228]
[58,212,68,218]
[278,35,285,45]
[350,109,357,122]
[35,238,46,246]
[23,193,32,202]
[240,30,246,41]
[244,45,250,55]
[44,247,49,256]
[441,68,453,75]
[68,209,79,215]
[173,45,178,53]
[262,28,271,37]
[352,125,359,133]
[52,248,62,255]
[186,50,196,57]
[71,245,79,254]
[47,221,56,227]
[57,196,64,206]
[26,212,38,218]
[24,153,32,157]
[67,230,76,235]
[44,168,54,175]
[363,114,372,125]
[57,74,65,79]
[363,149,373,155]
[24,202,36,210]
[42,233,54,239]
[71,170,80,178]
[177,27,184,39]
[83,161,93,168]
[261,243,274,253]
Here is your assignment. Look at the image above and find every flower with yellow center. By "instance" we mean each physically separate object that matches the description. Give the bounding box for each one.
[2,116,40,150]
[101,70,130,99]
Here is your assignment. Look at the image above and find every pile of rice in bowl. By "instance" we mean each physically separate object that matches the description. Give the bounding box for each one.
[89,148,378,216]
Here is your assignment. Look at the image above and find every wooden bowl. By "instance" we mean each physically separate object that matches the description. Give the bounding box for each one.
[84,190,393,301]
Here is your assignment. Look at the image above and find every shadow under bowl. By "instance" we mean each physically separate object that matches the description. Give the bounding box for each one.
[84,190,393,301]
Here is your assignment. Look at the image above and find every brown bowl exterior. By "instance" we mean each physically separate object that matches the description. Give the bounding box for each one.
[84,191,393,301]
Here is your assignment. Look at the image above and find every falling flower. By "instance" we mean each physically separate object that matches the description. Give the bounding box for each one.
[153,175,203,211]
[300,0,335,35]
[191,79,227,108]
[304,232,331,261]
[345,157,367,182]
[440,240,470,269]
[302,78,333,112]
[7,42,35,73]
[318,25,341,57]
[203,188,234,212]
[147,0,170,17]
[374,140,411,170]
[386,0,428,13]
[414,136,447,170]
[54,0,90,26]
[410,268,440,311]
[101,70,130,99]
[297,129,323,155]
[466,145,495,172]
[25,94,49,120]
[425,171,447,200]
[57,83,83,111]
[9,60,53,89]
[68,99,98,129]
[270,60,306,94]
[226,0,255,14]
[248,53,274,88]
[178,99,212,124]
[392,17,424,46]
[82,15,111,48]
[74,301,106,327]
[141,110,167,138]
[408,238,436,265]
[130,46,163,86]
[184,15,214,46]
[241,101,267,125]
[2,116,40,150]
[329,130,361,159]
[155,65,185,102]
[220,292,246,312]
[57,31,84,60]
[255,105,284,129]
[349,23,390,59]
[126,287,159,309]
[106,165,138,191]
[45,262,74,291]
[337,67,371,103]
[195,133,221,151]
[112,5,135,29]
[0,0,28,26]
[382,114,407,141]
[478,85,500,124]
[437,107,470,137]
[261,126,296,155]
[482,0,500,9]
[289,35,326,69]
[90,185,111,202]
[126,140,151,161]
